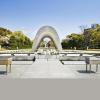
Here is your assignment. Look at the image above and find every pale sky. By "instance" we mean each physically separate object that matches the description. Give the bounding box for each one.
[0,0,100,40]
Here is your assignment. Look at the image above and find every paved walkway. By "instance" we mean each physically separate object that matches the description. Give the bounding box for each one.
[20,59,76,78]
[0,58,100,79]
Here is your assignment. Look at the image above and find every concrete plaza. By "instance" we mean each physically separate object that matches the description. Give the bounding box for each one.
[0,55,100,79]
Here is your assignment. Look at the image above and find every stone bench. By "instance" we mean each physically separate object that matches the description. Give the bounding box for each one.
[59,56,86,65]
[86,57,100,72]
[0,57,12,74]
[59,55,100,73]
[0,54,36,62]
[59,56,89,72]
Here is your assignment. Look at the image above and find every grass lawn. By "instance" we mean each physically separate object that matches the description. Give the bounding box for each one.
[87,49,100,51]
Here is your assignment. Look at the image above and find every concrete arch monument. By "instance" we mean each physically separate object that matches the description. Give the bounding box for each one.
[32,26,62,52]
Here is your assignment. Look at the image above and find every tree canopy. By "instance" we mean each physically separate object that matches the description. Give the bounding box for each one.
[0,27,32,50]
[62,24,100,50]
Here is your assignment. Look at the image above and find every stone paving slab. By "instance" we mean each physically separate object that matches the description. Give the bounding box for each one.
[0,59,100,79]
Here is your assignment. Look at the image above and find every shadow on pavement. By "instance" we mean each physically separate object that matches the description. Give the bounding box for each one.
[0,71,7,75]
[77,70,95,74]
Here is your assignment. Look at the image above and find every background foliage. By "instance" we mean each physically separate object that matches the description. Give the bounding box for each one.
[61,24,100,50]
[0,27,32,50]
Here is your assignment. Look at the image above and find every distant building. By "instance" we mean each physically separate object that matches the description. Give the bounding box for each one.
[84,24,100,32]
[91,24,99,29]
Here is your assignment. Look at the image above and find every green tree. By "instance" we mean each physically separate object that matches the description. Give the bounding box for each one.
[0,27,12,36]
[10,31,32,49]
[48,40,55,48]
[62,24,100,50]
[9,36,18,50]
[62,33,84,49]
